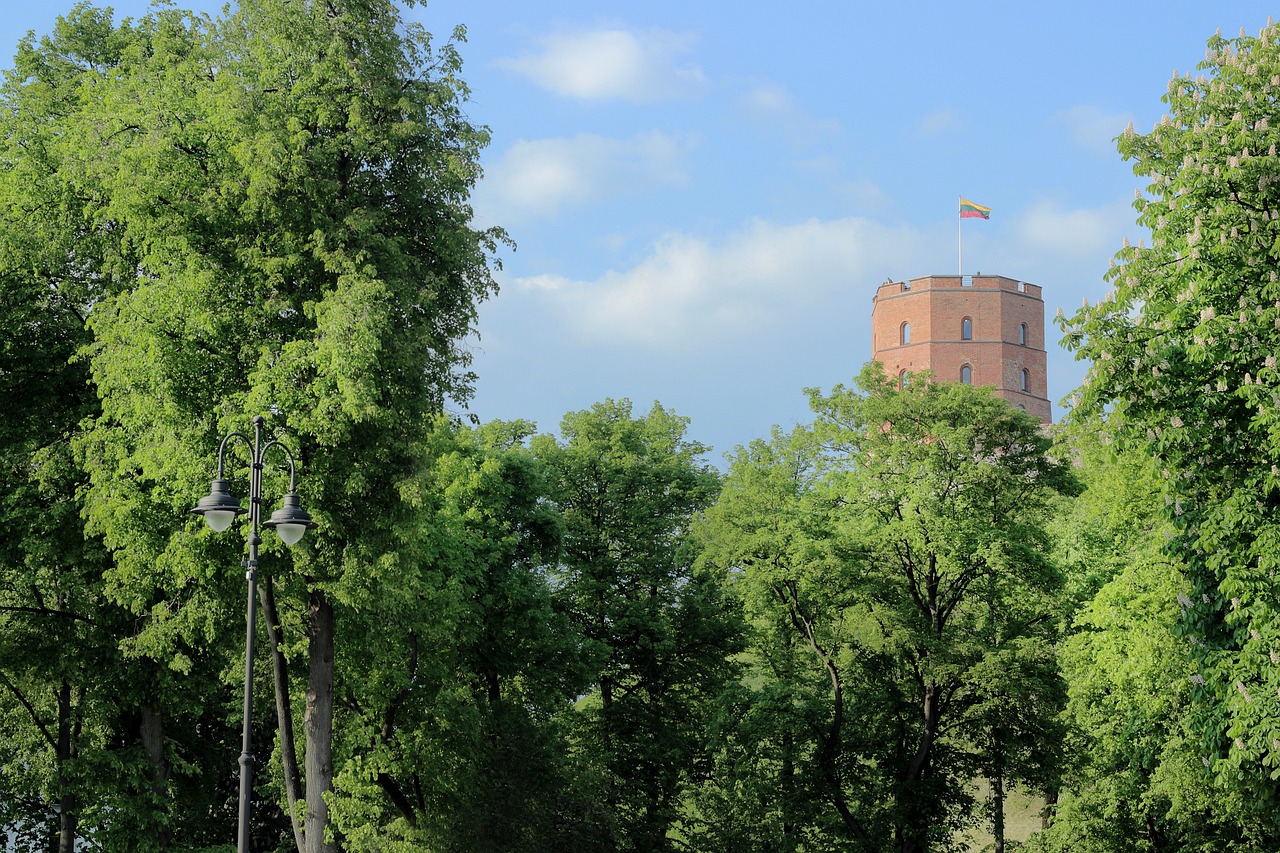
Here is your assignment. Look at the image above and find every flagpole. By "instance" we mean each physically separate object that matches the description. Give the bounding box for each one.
[957,196,962,277]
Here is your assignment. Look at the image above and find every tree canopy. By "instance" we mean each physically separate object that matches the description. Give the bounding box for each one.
[696,367,1077,852]
[1062,19,1280,819]
[0,0,503,849]
[532,399,740,853]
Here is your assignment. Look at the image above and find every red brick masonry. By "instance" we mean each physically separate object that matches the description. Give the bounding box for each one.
[871,274,1052,424]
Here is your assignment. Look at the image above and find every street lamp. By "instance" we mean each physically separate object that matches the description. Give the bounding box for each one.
[191,416,315,853]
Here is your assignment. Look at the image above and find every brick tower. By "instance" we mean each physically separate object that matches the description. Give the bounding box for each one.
[870,274,1051,423]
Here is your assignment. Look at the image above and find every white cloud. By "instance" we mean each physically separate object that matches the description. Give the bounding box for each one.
[1015,197,1136,257]
[1054,104,1134,156]
[496,28,706,102]
[513,273,569,292]
[741,82,793,117]
[497,204,1137,355]
[919,108,962,135]
[478,131,693,219]
[513,217,934,349]
[734,81,842,146]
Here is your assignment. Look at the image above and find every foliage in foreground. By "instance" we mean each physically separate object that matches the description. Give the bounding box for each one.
[0,0,502,849]
[1059,18,1280,842]
[1032,433,1280,851]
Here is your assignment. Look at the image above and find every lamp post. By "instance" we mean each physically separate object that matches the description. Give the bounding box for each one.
[191,416,315,853]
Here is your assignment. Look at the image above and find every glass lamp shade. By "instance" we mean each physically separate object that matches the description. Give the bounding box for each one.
[203,509,240,532]
[264,492,316,545]
[191,479,246,531]
[274,522,307,545]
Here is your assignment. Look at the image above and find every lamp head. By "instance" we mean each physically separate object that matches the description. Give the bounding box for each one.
[191,479,247,532]
[263,492,317,545]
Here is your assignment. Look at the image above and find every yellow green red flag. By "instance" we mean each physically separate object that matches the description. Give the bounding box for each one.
[959,198,991,219]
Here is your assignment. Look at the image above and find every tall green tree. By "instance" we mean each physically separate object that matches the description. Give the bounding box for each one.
[698,367,1077,852]
[1030,430,1278,851]
[0,7,249,849]
[690,425,875,853]
[811,369,1076,853]
[532,399,740,852]
[0,278,124,850]
[326,417,592,852]
[1061,18,1280,824]
[0,0,504,849]
[0,9,119,847]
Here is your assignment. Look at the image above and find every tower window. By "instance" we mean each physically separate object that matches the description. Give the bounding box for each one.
[901,322,910,345]
[899,370,909,389]
[962,317,972,340]
[1019,323,1027,346]
[960,365,972,385]
[1021,369,1029,392]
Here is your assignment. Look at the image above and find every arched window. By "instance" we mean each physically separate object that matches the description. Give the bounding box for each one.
[901,322,911,345]
[960,365,972,385]
[1021,369,1029,392]
[962,317,973,340]
[898,370,909,389]
[1019,323,1027,346]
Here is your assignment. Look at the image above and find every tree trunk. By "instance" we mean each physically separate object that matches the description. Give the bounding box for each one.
[1041,786,1058,830]
[139,703,172,850]
[992,769,1006,853]
[57,792,77,853]
[139,704,170,788]
[56,679,77,853]
[899,683,941,853]
[1145,809,1165,849]
[904,682,939,785]
[305,589,337,853]
[261,579,306,853]
[776,582,868,842]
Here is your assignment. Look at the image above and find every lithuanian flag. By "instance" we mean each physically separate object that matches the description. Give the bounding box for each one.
[959,198,991,219]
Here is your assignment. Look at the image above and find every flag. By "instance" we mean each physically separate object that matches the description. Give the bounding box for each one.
[959,198,991,220]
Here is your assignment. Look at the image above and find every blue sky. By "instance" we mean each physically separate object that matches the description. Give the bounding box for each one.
[4,1,1277,456]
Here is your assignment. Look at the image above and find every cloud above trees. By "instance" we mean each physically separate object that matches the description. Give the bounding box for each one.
[477,131,695,219]
[496,27,706,102]
[512,216,939,348]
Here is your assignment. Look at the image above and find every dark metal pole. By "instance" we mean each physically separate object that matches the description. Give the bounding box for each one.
[194,415,312,851]
[236,416,265,853]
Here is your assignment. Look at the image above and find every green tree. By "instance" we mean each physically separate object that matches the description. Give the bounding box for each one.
[965,636,1065,853]
[698,367,1077,852]
[0,8,249,849]
[690,426,875,853]
[532,399,741,853]
[0,0,503,849]
[326,417,594,852]
[1061,18,1280,827]
[0,298,121,850]
[1030,429,1278,852]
